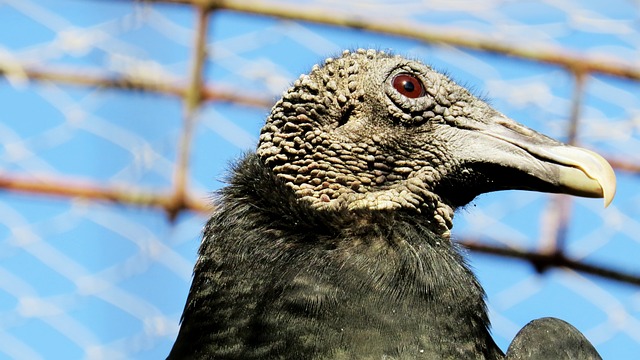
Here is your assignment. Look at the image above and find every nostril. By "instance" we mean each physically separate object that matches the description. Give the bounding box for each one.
[338,104,354,127]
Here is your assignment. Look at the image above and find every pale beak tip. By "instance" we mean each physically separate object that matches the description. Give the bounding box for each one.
[602,172,616,208]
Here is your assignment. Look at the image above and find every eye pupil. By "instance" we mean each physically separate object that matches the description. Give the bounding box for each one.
[403,81,415,93]
[392,73,424,98]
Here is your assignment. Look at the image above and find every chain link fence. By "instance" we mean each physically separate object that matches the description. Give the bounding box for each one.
[1,0,639,358]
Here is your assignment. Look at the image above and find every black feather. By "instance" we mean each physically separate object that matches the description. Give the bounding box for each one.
[169,154,501,359]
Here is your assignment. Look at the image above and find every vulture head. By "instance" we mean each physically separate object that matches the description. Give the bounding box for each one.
[257,49,616,235]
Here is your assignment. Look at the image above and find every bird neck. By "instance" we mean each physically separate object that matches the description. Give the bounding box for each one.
[258,162,457,238]
[342,188,455,238]
[207,153,500,358]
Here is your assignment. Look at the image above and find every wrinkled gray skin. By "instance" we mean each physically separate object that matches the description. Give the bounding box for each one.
[258,50,462,236]
[168,49,604,359]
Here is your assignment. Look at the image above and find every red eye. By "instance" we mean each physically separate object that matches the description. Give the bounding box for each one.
[392,73,424,98]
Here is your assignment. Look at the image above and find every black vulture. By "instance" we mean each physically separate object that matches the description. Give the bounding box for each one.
[168,49,615,359]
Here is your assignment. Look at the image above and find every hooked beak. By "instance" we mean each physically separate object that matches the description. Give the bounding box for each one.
[448,115,616,207]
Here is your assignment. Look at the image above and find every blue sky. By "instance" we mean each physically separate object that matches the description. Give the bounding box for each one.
[1,0,639,358]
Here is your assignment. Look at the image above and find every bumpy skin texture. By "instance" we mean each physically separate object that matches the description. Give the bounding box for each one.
[257,50,475,236]
[168,49,602,359]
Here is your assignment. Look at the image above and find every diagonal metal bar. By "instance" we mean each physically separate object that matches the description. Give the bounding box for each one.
[0,173,212,214]
[168,5,212,220]
[538,72,588,254]
[150,0,640,81]
[460,239,640,287]
[0,61,273,108]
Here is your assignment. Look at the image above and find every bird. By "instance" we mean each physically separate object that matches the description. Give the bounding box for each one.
[168,49,616,359]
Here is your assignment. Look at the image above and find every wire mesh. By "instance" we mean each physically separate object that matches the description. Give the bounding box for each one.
[1,0,639,358]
